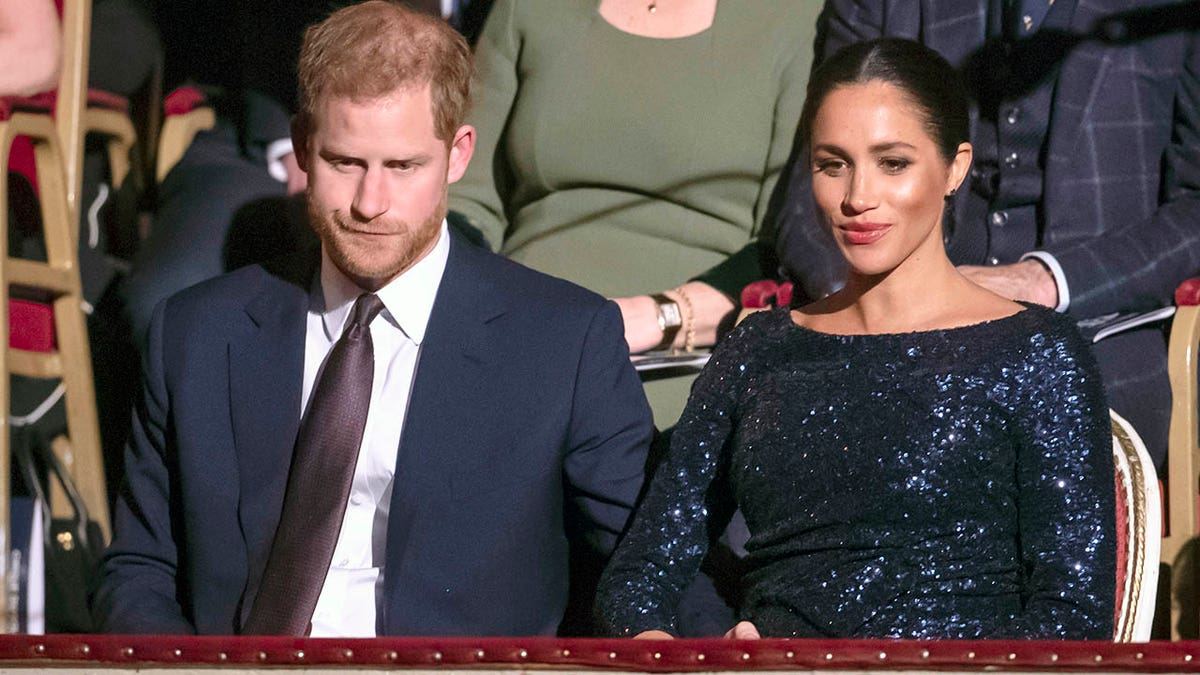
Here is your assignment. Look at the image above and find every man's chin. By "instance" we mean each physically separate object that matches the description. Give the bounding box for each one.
[332,260,407,291]
[326,242,426,290]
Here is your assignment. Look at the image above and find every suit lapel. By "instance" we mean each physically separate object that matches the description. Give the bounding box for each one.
[379,233,507,631]
[230,255,312,619]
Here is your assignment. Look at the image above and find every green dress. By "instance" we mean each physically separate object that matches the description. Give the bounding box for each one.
[450,0,819,425]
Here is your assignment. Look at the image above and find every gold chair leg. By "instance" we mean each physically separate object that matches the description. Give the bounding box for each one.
[1166,304,1200,639]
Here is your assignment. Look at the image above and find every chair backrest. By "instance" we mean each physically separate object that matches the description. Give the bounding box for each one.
[52,0,91,225]
[1163,280,1200,639]
[1111,409,1162,642]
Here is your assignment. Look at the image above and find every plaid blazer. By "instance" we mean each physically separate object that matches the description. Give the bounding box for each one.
[775,0,1200,319]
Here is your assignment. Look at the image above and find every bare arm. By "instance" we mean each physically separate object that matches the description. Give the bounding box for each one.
[614,282,736,354]
[0,0,61,96]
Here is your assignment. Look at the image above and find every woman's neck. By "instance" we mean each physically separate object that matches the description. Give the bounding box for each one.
[841,256,966,333]
[801,243,987,335]
[598,0,717,39]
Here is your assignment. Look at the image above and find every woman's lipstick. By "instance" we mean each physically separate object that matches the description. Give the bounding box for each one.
[838,221,891,245]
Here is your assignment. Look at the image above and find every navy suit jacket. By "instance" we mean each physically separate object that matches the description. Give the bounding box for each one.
[776,0,1200,319]
[93,231,653,635]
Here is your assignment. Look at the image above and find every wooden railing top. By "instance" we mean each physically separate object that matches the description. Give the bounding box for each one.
[0,634,1198,672]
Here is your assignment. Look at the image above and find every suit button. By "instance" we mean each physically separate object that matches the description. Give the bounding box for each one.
[991,211,1008,226]
[988,256,1001,266]
[1003,152,1020,169]
[1006,106,1020,124]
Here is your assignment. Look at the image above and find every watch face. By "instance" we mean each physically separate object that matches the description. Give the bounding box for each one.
[660,302,682,327]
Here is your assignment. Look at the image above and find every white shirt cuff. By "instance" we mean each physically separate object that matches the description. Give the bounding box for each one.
[1021,251,1070,313]
[265,138,294,183]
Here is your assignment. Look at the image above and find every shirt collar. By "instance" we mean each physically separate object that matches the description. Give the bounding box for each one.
[316,221,450,345]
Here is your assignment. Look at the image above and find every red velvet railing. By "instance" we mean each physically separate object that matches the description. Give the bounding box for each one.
[0,635,1198,672]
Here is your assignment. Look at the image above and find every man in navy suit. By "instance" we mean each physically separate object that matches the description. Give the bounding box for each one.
[93,1,652,636]
[767,0,1200,467]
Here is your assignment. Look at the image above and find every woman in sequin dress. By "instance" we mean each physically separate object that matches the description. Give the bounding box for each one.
[595,38,1116,640]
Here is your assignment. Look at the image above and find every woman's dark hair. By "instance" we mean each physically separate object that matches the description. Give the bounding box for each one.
[799,38,970,162]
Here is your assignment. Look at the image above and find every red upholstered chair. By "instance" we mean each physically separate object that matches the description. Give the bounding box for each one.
[0,0,112,624]
[736,279,793,324]
[155,86,215,183]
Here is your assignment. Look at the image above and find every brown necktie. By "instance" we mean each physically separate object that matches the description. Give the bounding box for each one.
[243,293,386,635]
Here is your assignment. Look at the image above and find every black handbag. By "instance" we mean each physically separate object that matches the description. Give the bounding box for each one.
[12,431,103,633]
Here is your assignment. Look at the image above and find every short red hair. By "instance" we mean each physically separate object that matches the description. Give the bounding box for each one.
[296,0,472,142]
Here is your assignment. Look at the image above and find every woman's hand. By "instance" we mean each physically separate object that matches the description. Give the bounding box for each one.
[614,295,665,354]
[614,283,736,354]
[633,630,675,639]
[723,621,761,639]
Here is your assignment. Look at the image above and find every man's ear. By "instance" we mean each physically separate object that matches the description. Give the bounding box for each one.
[290,114,311,171]
[446,124,476,184]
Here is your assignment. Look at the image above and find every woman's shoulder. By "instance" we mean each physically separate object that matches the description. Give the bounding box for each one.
[491,0,592,32]
[708,308,800,365]
[728,306,801,341]
[501,0,590,23]
[722,0,822,32]
[1005,303,1092,352]
[977,304,1103,386]
[715,1,821,57]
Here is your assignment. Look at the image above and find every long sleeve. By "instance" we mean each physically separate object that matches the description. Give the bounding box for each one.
[448,0,520,251]
[92,300,196,634]
[563,300,655,556]
[750,12,816,239]
[1001,317,1116,639]
[595,322,752,636]
[1046,31,1200,318]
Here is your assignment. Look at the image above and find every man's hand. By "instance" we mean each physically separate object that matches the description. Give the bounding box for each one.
[958,260,1058,308]
[724,621,761,639]
[614,295,664,354]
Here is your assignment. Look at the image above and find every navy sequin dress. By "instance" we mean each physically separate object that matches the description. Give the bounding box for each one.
[597,306,1116,639]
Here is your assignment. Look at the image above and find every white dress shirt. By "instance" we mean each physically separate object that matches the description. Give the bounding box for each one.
[302,223,449,637]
